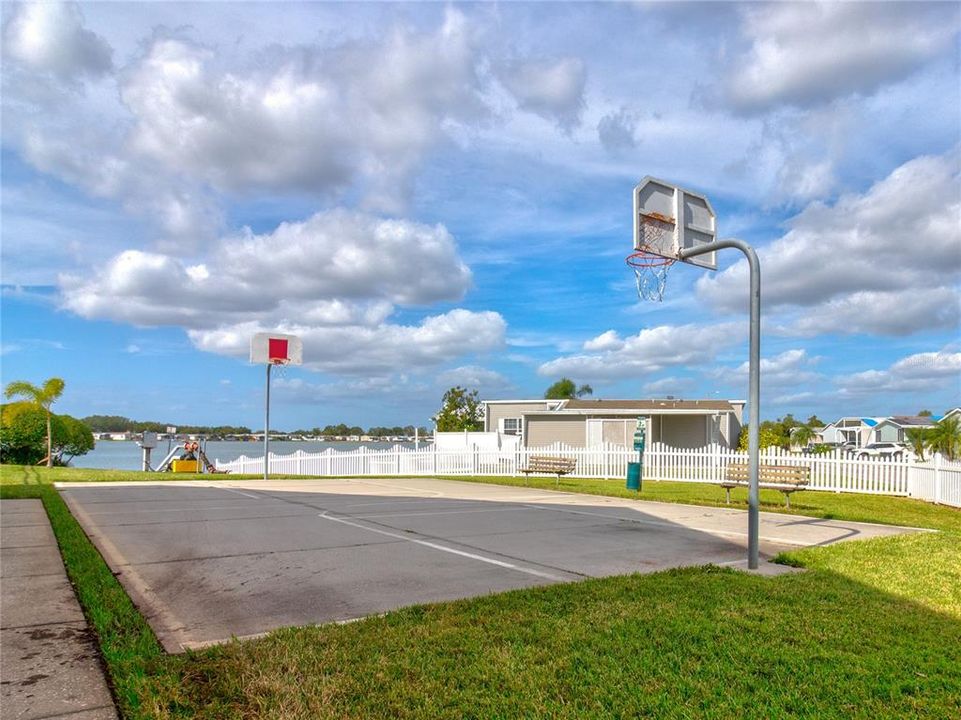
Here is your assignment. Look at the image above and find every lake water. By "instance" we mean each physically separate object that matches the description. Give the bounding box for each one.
[72,440,419,472]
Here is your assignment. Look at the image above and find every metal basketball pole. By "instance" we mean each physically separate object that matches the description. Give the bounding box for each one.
[264,363,271,482]
[680,239,761,569]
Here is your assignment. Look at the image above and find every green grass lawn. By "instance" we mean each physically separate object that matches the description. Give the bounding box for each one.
[2,466,960,718]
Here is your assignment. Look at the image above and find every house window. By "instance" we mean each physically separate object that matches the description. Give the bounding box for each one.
[502,418,522,436]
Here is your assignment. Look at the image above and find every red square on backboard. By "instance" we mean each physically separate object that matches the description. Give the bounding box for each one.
[268,338,289,362]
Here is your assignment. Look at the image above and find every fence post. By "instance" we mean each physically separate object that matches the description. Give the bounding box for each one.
[432,446,438,475]
[934,453,943,504]
[395,446,401,475]
[471,444,478,475]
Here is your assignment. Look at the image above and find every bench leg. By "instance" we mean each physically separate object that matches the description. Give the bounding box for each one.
[783,492,791,509]
[725,487,731,504]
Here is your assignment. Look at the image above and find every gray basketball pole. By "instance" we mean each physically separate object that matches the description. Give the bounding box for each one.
[679,239,761,569]
[264,363,271,481]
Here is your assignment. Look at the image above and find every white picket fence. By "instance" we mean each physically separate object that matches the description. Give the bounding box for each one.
[215,442,961,508]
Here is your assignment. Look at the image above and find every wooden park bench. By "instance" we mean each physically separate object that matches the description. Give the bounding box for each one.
[721,463,810,508]
[520,455,577,487]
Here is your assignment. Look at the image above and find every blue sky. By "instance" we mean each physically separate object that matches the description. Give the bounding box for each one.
[2,1,959,430]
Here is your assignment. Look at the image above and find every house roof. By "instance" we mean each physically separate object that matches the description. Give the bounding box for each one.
[562,399,739,412]
[881,416,941,428]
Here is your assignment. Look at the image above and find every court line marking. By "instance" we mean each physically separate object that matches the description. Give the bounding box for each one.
[317,511,564,581]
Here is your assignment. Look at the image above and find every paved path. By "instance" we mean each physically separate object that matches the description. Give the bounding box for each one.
[60,478,919,652]
[1,499,117,720]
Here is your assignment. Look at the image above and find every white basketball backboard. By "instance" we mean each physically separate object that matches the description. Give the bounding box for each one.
[250,332,303,365]
[633,177,717,270]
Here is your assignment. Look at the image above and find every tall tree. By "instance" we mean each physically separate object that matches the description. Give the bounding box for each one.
[4,378,65,468]
[544,378,593,399]
[917,409,932,417]
[805,415,825,428]
[434,386,483,432]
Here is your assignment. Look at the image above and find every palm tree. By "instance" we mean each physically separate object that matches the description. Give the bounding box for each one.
[792,425,815,449]
[928,416,961,461]
[904,427,928,461]
[4,378,65,468]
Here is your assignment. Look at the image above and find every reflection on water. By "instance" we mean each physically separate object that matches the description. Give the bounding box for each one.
[72,440,419,471]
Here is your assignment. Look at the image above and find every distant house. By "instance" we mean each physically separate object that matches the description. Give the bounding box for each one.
[816,417,884,448]
[483,398,744,449]
[872,416,942,444]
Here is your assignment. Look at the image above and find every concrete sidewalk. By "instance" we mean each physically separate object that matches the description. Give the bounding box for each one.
[1,499,117,720]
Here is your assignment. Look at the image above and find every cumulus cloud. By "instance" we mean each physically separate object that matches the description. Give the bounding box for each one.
[119,11,484,211]
[188,310,506,375]
[724,2,960,113]
[779,289,961,338]
[583,330,625,352]
[3,1,112,81]
[497,56,586,131]
[698,151,961,335]
[538,323,743,381]
[58,209,501,375]
[836,348,961,396]
[59,210,471,328]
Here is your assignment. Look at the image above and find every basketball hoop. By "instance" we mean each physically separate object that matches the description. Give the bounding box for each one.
[270,356,291,380]
[627,211,676,302]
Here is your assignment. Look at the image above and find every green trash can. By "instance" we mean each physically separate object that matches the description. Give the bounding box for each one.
[626,462,641,491]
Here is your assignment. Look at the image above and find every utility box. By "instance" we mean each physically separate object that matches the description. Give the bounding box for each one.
[171,460,199,473]
[139,432,158,449]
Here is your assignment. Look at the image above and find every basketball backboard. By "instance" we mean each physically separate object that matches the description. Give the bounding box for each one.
[250,332,303,365]
[633,177,717,270]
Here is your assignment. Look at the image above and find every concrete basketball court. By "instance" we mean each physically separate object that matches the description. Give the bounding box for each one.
[59,477,917,652]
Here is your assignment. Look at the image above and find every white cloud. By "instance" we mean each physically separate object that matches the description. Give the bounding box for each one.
[779,289,961,338]
[698,151,961,336]
[59,210,471,328]
[539,323,743,381]
[724,2,960,113]
[119,11,484,211]
[583,330,624,352]
[189,310,506,375]
[497,56,586,131]
[3,1,112,81]
[836,348,961,396]
[125,344,141,354]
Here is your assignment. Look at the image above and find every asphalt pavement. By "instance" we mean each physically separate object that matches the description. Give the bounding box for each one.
[58,477,916,652]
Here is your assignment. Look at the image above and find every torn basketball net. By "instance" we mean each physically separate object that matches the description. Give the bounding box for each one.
[627,212,676,302]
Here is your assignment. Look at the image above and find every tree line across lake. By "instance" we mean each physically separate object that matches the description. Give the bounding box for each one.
[82,416,430,438]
